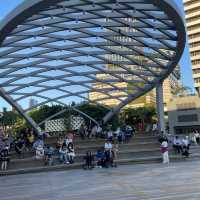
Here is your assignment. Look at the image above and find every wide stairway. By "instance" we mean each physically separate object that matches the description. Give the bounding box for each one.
[1,133,200,176]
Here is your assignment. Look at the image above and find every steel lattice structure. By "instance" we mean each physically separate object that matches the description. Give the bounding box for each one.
[0,0,185,133]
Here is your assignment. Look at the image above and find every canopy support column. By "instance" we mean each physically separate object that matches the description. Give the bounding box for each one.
[156,82,165,135]
[0,87,41,134]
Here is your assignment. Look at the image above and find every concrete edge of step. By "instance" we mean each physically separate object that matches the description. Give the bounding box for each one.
[1,153,200,176]
[45,135,158,144]
[9,143,199,159]
[9,141,160,156]
[10,148,163,163]
[10,145,200,163]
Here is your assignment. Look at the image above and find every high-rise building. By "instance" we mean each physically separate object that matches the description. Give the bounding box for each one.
[89,17,181,110]
[184,0,200,94]
[29,98,38,109]
[89,66,181,110]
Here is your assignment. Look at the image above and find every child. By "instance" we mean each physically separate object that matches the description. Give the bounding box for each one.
[44,145,54,165]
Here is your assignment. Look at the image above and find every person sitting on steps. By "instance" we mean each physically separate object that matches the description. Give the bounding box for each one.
[67,142,75,164]
[182,136,190,157]
[173,136,183,154]
[59,144,69,164]
[44,145,54,166]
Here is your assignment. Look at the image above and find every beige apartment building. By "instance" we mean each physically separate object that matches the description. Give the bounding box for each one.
[89,16,181,110]
[89,65,181,110]
[168,95,200,134]
[184,0,200,94]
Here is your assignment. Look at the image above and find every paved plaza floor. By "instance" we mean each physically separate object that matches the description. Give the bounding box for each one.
[1,160,200,200]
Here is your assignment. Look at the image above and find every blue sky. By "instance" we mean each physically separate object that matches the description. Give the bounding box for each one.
[0,0,195,110]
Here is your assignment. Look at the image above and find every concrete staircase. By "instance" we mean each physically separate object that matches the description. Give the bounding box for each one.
[1,133,200,176]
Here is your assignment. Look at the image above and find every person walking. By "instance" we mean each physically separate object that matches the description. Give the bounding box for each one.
[161,140,169,164]
[112,143,119,167]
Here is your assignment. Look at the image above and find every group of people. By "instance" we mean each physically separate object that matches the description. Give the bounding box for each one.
[0,127,48,170]
[111,125,135,144]
[33,133,76,165]
[0,123,134,171]
[78,124,104,139]
[0,127,77,170]
[56,134,75,164]
[81,124,135,170]
[159,133,194,165]
[83,140,118,169]
[79,123,135,143]
[173,136,191,157]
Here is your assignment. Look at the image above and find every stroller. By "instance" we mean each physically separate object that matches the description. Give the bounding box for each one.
[83,151,94,169]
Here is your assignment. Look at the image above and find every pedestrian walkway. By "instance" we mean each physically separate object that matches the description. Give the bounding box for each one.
[1,160,200,200]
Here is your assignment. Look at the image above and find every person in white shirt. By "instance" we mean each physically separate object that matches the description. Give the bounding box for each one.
[35,144,44,160]
[104,141,113,151]
[194,130,200,144]
[173,136,182,154]
[67,142,75,164]
[182,136,190,147]
[182,136,190,157]
[104,141,113,167]
[161,140,169,164]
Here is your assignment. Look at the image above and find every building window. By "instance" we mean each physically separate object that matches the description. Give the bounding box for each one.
[195,78,200,83]
[176,103,196,111]
[178,114,198,122]
[192,59,200,65]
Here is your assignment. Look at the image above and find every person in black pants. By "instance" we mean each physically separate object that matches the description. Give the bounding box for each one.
[0,145,10,170]
[14,138,25,158]
[83,151,94,169]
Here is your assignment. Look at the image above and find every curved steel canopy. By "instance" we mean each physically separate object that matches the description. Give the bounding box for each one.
[0,0,186,133]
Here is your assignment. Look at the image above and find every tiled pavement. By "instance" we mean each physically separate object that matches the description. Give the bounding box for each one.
[1,159,200,200]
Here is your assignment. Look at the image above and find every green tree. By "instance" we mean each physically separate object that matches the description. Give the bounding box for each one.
[122,106,156,126]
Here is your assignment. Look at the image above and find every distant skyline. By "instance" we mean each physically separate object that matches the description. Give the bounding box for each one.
[0,0,195,111]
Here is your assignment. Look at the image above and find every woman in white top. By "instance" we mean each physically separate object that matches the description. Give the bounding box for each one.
[104,141,112,151]
[35,144,44,160]
[67,142,75,164]
[161,140,169,164]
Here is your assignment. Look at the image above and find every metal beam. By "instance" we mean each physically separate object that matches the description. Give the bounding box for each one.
[0,0,186,130]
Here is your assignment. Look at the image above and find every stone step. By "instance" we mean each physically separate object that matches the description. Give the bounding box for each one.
[76,142,160,154]
[1,153,200,176]
[46,137,158,148]
[9,141,160,159]
[45,135,158,145]
[8,144,200,170]
[9,148,162,169]
[5,132,200,176]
